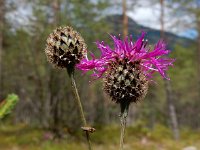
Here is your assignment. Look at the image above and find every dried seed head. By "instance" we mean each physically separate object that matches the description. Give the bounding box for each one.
[45,26,87,69]
[103,58,148,103]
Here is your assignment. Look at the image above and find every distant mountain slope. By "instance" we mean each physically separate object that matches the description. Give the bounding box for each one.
[106,15,194,48]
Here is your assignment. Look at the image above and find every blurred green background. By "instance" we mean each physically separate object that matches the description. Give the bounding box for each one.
[0,0,200,150]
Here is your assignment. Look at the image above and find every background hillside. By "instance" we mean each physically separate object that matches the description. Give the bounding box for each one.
[107,14,193,47]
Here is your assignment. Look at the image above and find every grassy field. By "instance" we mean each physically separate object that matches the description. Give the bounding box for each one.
[0,123,200,150]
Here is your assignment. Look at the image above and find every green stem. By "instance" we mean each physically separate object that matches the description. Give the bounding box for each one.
[119,102,129,150]
[69,71,92,150]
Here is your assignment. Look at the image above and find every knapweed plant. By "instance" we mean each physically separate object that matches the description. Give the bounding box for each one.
[77,32,175,150]
[45,26,93,150]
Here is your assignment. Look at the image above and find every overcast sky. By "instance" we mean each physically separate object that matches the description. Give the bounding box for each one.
[106,0,198,39]
[124,1,197,39]
[6,0,198,39]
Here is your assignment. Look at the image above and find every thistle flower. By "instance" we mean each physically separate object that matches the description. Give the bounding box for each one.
[45,27,93,149]
[77,32,175,150]
[77,32,175,104]
[45,26,87,73]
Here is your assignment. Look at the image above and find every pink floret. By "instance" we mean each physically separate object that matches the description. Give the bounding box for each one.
[76,32,175,80]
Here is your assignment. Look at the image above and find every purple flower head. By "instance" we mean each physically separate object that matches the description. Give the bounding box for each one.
[77,32,174,80]
[77,32,175,104]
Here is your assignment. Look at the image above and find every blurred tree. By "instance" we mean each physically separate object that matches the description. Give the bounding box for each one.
[122,0,128,38]
[111,0,137,36]
[169,44,198,128]
[0,0,5,100]
[160,0,179,140]
[162,0,200,129]
[168,0,200,101]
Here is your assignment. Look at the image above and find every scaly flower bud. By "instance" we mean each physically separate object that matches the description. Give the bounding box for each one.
[104,58,148,103]
[45,26,87,72]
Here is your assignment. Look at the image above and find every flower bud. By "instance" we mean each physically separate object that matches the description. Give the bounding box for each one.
[45,26,87,70]
[104,58,148,103]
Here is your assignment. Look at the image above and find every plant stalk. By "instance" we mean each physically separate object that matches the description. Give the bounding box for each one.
[69,71,92,150]
[119,102,129,150]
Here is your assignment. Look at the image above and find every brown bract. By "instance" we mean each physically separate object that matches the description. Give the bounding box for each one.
[103,58,148,103]
[45,26,87,69]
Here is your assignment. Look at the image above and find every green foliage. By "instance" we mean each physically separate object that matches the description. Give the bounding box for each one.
[0,94,19,119]
[0,125,200,150]
[170,44,197,95]
[126,120,149,137]
[92,125,120,144]
[149,124,172,141]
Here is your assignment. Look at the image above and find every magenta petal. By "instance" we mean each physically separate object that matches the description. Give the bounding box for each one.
[77,32,174,80]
